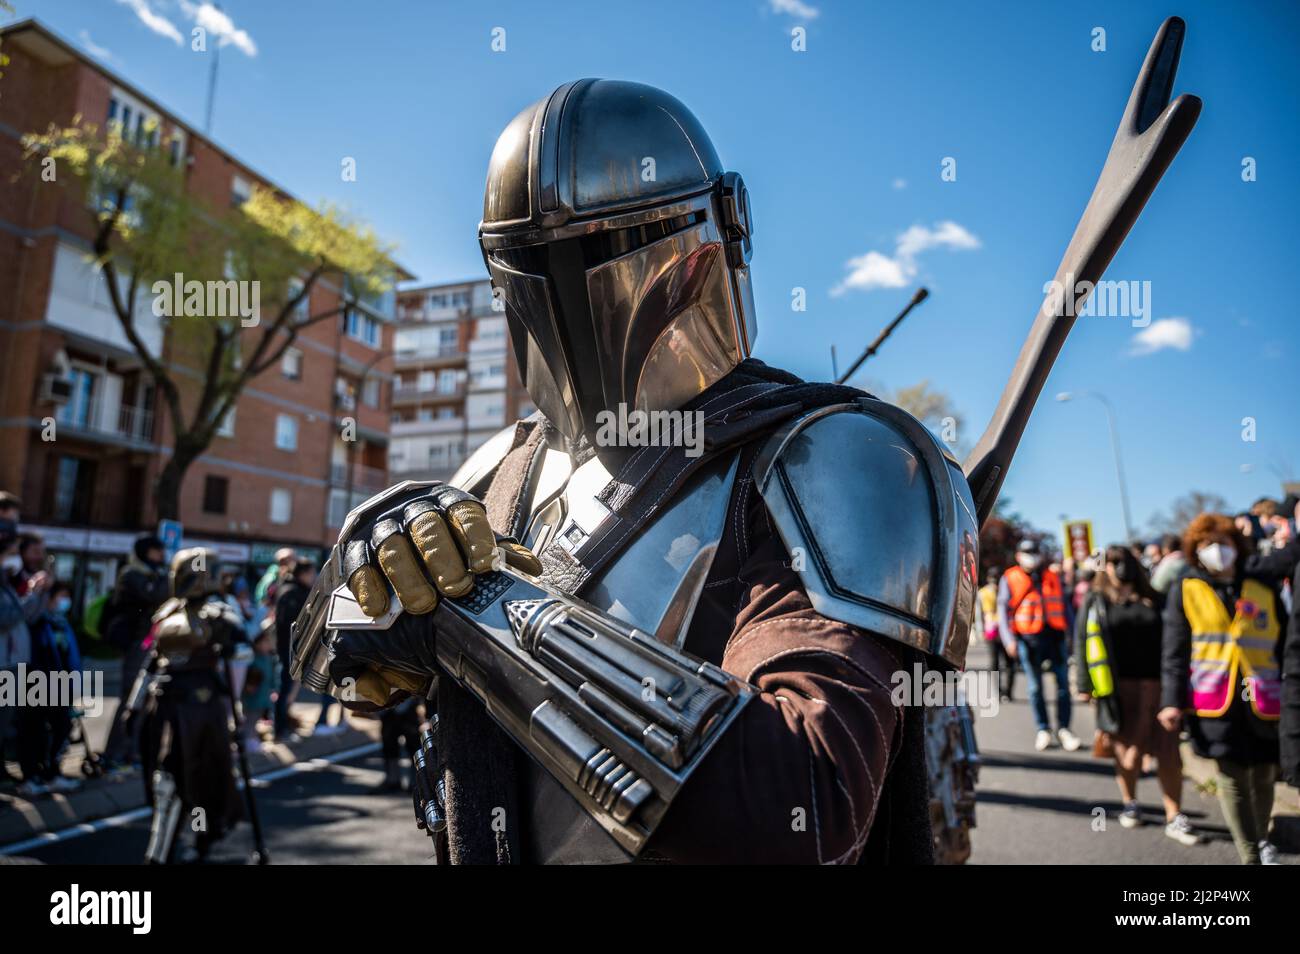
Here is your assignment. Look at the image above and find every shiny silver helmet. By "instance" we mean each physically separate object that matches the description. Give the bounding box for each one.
[479,79,756,445]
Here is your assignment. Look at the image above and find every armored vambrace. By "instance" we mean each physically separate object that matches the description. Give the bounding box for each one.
[293,559,753,857]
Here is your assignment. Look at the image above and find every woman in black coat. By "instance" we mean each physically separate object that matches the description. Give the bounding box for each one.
[1075,546,1193,843]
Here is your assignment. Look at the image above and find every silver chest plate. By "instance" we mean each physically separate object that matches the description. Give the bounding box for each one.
[510,448,742,862]
[522,450,741,649]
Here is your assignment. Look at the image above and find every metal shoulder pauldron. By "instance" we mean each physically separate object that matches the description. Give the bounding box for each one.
[752,398,978,669]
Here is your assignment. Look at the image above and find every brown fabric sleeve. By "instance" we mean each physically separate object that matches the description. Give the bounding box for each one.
[649,524,907,864]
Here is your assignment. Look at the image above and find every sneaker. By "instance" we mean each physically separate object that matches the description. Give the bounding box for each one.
[17,779,49,798]
[1259,841,1281,865]
[314,723,347,738]
[1119,801,1142,828]
[1034,729,1053,751]
[1057,727,1082,752]
[47,775,82,794]
[1165,813,1200,846]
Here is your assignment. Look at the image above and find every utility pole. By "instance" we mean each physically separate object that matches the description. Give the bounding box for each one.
[1056,391,1136,542]
[203,5,222,136]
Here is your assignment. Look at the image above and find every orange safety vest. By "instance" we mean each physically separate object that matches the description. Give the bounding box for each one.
[1004,565,1067,635]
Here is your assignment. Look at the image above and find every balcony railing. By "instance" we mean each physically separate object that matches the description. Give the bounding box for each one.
[329,461,388,493]
[56,399,155,444]
[391,417,464,436]
[392,384,465,402]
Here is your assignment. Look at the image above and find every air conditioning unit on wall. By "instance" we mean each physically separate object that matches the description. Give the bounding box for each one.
[39,372,74,405]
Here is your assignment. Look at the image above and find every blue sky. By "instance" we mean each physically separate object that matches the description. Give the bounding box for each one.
[13,0,1299,547]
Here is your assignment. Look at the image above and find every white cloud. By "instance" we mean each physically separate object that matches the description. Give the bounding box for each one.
[832,220,980,295]
[891,177,907,190]
[180,0,258,57]
[78,29,117,63]
[836,251,909,291]
[769,0,820,19]
[116,0,183,45]
[1129,316,1194,355]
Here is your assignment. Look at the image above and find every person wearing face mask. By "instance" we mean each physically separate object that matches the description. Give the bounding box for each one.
[15,582,84,797]
[1076,546,1197,844]
[999,539,1079,752]
[1242,497,1300,795]
[1160,513,1284,864]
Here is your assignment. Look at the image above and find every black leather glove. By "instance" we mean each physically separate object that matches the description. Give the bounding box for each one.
[326,480,541,708]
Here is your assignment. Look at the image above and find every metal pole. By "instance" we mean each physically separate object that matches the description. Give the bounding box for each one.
[204,29,220,136]
[1058,391,1135,542]
[835,287,928,385]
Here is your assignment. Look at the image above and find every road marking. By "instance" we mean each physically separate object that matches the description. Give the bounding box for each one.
[0,741,381,857]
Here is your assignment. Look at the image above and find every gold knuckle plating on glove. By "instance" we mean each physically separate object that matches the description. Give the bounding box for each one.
[378,535,438,613]
[409,511,472,596]
[348,565,390,617]
[447,501,497,574]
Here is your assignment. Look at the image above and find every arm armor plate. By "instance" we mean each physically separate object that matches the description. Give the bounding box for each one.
[752,398,978,669]
[292,526,754,857]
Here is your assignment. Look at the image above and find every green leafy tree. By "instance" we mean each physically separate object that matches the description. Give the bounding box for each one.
[23,119,397,521]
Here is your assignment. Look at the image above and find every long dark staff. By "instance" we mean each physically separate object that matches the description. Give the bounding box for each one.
[224,656,270,865]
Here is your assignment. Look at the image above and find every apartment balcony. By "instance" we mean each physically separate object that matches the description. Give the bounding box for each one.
[391,417,465,436]
[392,384,465,404]
[392,348,467,370]
[329,461,389,494]
[55,399,155,448]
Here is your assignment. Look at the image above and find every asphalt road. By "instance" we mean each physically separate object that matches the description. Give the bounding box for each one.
[18,749,433,866]
[13,644,1292,866]
[967,644,1290,865]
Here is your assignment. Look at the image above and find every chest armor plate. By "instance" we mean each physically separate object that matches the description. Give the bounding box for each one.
[501,447,742,863]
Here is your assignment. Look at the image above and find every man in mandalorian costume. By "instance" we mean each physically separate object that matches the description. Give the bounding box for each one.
[293,21,1199,864]
[133,547,244,864]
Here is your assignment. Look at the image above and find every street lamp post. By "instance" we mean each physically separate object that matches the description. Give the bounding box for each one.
[1056,390,1136,543]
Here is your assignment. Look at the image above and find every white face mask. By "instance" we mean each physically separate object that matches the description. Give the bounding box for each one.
[1197,543,1236,574]
[1,554,21,574]
[1016,553,1041,571]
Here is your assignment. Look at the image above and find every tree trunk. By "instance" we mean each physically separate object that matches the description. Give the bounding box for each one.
[153,441,202,523]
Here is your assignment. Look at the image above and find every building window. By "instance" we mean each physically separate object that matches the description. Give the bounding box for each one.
[52,456,95,522]
[269,488,292,525]
[275,414,298,450]
[58,368,99,428]
[203,475,229,514]
[344,309,380,348]
[217,407,236,438]
[281,347,303,380]
[231,175,251,208]
[362,377,380,408]
[335,377,358,410]
[437,406,456,420]
[288,277,310,321]
[438,370,458,394]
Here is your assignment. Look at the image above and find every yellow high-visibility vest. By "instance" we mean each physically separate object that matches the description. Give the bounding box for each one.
[1084,603,1114,698]
[1182,577,1281,720]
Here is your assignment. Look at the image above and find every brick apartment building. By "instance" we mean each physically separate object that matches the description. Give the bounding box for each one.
[0,19,403,605]
[390,279,531,481]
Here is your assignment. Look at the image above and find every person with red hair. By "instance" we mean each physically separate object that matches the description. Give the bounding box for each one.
[1159,513,1284,864]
